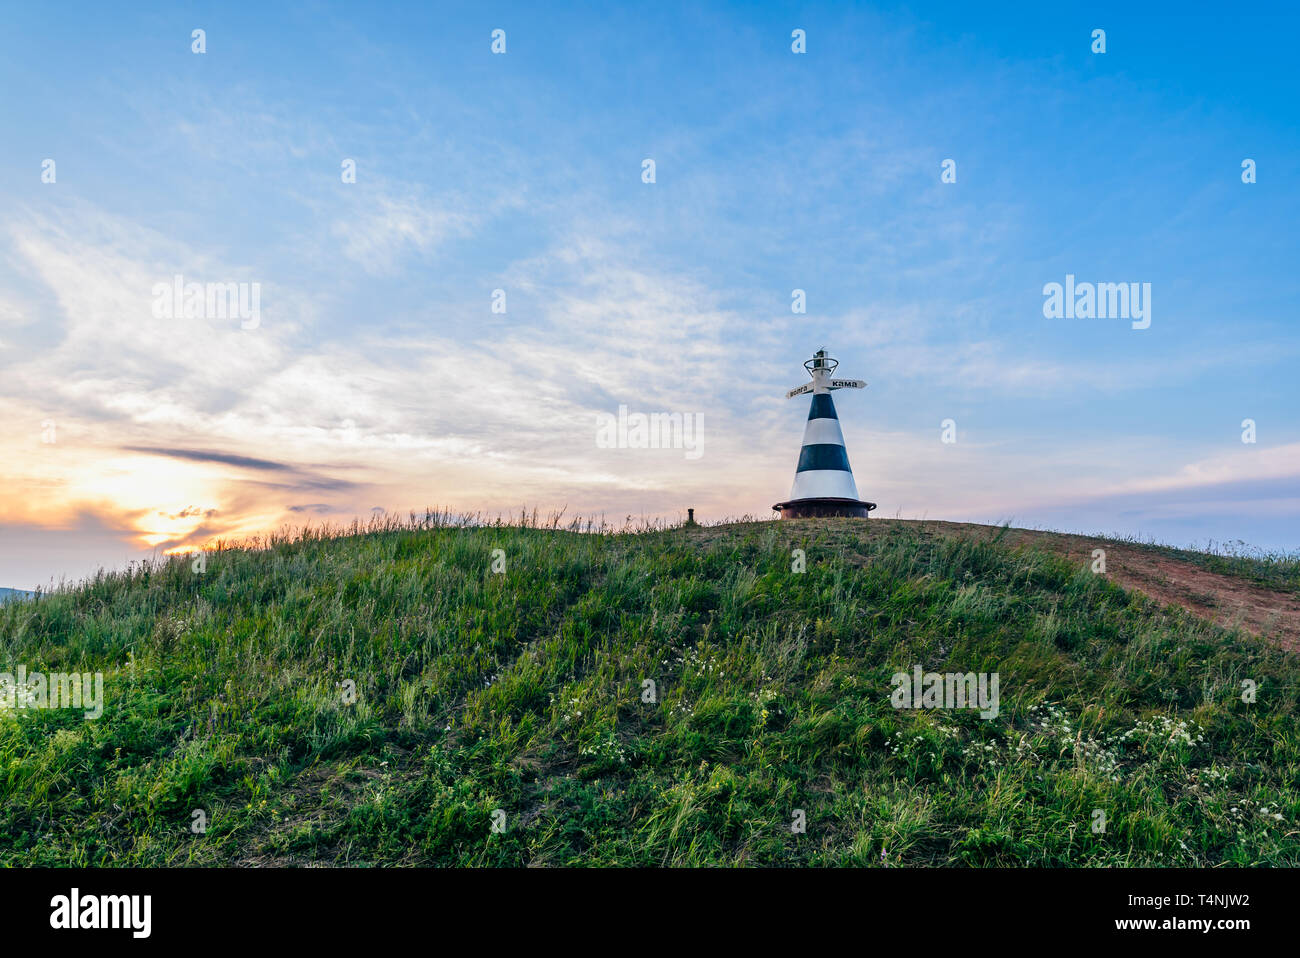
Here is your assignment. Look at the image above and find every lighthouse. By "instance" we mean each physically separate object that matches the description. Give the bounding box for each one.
[773,349,877,519]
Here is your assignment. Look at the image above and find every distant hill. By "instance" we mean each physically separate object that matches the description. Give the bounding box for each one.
[0,516,1296,866]
[0,587,34,604]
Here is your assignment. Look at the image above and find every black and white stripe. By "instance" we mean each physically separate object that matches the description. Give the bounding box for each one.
[788,391,861,501]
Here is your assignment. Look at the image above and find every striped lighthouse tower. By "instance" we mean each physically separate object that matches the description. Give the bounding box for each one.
[773,349,877,519]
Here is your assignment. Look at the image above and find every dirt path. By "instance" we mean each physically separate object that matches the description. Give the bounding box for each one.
[903,520,1300,652]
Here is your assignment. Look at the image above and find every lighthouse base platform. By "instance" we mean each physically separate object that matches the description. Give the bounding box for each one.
[772,497,877,519]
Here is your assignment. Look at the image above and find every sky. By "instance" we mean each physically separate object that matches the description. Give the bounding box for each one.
[0,1,1297,590]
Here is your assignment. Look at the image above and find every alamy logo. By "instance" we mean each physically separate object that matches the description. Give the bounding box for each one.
[890,665,999,720]
[0,667,104,720]
[50,888,151,938]
[151,274,261,329]
[1042,274,1151,329]
[595,405,703,460]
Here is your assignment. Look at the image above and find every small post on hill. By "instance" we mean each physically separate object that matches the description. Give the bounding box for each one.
[686,508,696,526]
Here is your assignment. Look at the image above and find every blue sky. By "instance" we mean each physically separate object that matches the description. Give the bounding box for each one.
[0,1,1297,589]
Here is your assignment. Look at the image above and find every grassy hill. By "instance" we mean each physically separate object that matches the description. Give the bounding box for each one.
[1,514,1297,866]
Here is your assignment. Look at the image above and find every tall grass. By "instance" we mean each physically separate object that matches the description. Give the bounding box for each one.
[0,515,1296,865]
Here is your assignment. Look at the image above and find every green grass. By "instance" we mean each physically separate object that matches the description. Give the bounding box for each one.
[1,513,1297,866]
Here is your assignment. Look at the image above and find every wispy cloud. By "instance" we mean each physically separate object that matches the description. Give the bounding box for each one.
[330,191,478,274]
[120,446,294,471]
